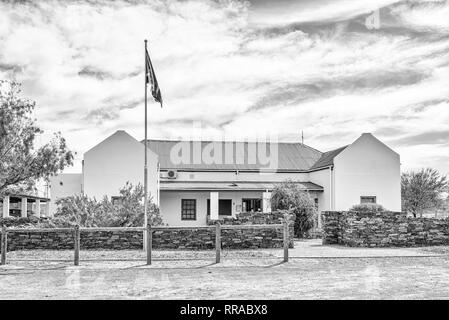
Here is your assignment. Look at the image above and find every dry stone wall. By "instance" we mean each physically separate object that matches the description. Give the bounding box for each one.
[323,211,449,247]
[1,211,294,251]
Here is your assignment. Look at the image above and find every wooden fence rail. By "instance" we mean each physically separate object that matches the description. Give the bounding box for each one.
[1,226,6,265]
[0,221,290,266]
[215,222,221,264]
[74,225,80,266]
[146,224,152,265]
[81,227,146,232]
[7,228,73,233]
[220,224,283,230]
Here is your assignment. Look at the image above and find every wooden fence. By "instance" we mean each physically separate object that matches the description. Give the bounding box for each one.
[0,221,290,266]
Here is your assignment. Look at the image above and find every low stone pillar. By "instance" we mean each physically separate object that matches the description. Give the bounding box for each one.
[262,191,272,213]
[45,201,51,217]
[2,196,10,218]
[21,197,28,218]
[35,199,41,218]
[317,211,322,230]
[210,192,219,220]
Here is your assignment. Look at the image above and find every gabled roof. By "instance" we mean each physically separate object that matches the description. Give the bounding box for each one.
[144,140,323,171]
[309,146,348,170]
[85,130,143,156]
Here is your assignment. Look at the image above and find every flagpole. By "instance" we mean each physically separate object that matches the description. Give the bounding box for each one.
[143,39,148,250]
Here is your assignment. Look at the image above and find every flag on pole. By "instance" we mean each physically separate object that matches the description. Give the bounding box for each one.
[145,48,163,107]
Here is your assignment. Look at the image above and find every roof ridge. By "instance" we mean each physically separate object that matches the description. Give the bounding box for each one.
[143,138,320,148]
[323,145,349,154]
[309,145,348,170]
[146,139,324,171]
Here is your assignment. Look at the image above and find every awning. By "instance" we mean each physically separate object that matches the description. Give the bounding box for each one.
[160,181,323,192]
[2,194,50,202]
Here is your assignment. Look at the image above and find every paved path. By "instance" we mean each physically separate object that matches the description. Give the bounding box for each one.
[284,239,441,258]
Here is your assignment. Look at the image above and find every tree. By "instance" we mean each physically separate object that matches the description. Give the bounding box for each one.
[49,182,163,227]
[0,80,73,196]
[50,194,104,227]
[270,180,316,237]
[401,168,449,218]
[99,182,163,227]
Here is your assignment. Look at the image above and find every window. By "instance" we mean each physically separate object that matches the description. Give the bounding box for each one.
[242,198,262,212]
[111,196,124,205]
[314,198,319,208]
[361,196,376,204]
[207,199,232,216]
[181,199,197,220]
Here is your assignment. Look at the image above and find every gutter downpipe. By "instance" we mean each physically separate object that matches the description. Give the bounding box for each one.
[329,165,334,211]
[157,162,160,207]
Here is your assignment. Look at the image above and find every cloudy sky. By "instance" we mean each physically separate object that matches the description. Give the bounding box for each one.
[1,0,449,174]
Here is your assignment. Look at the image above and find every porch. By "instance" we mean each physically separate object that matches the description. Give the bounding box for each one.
[1,194,51,219]
[159,181,323,226]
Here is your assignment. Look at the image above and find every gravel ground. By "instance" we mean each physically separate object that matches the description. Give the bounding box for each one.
[2,256,449,299]
[2,241,449,299]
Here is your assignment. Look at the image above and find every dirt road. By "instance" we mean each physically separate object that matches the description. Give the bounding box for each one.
[2,255,449,299]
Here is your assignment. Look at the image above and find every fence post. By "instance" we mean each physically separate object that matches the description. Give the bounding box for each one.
[215,222,221,263]
[146,223,152,265]
[74,225,80,266]
[283,219,289,263]
[1,226,7,265]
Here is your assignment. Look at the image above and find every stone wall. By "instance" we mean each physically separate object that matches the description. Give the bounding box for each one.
[323,211,449,247]
[1,211,294,251]
[208,211,295,248]
[211,211,293,226]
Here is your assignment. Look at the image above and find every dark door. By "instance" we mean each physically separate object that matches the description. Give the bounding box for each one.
[207,199,232,216]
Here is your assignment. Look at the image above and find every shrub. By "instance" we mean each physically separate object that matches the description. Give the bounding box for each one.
[47,182,163,227]
[350,203,385,213]
[0,216,41,228]
[49,194,105,227]
[271,180,316,237]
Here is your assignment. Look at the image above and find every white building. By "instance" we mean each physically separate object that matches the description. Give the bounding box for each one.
[48,130,401,226]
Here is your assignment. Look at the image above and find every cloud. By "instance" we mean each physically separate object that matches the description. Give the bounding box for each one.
[246,68,430,112]
[0,0,449,174]
[391,130,449,146]
[83,107,120,124]
[390,0,449,32]
[247,0,402,27]
[78,66,113,80]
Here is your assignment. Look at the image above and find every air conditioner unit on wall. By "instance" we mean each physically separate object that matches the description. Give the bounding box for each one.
[166,169,178,179]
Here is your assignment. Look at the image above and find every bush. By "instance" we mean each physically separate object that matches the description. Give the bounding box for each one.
[48,182,163,227]
[0,216,41,228]
[271,180,316,237]
[350,203,385,213]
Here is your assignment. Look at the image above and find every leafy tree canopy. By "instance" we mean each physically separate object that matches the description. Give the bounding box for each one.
[401,168,449,217]
[271,179,316,237]
[49,182,163,227]
[0,80,73,196]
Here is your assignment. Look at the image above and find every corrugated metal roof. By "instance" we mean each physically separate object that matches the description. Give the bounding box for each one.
[145,140,323,171]
[6,194,50,201]
[160,181,323,191]
[309,146,348,170]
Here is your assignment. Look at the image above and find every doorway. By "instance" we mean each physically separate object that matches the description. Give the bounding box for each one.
[207,199,232,216]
